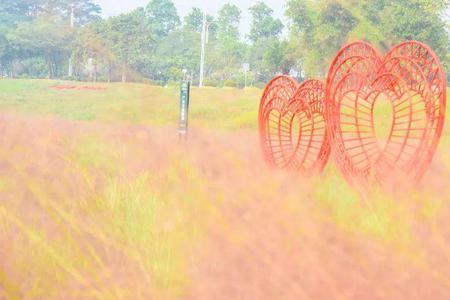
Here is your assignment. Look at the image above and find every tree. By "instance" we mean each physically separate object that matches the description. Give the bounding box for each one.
[264,40,294,75]
[0,0,33,26]
[247,37,295,82]
[35,0,101,26]
[106,8,155,82]
[145,0,180,38]
[380,0,448,56]
[315,2,357,62]
[217,4,241,40]
[0,0,445,85]
[247,2,287,81]
[205,4,244,83]
[184,7,203,32]
[71,20,115,81]
[286,0,358,76]
[0,0,101,77]
[150,27,200,82]
[60,0,101,26]
[1,0,102,24]
[248,2,284,42]
[7,15,72,78]
[0,0,34,75]
[286,0,449,78]
[184,7,217,38]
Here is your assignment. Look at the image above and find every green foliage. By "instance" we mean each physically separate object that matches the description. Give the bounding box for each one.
[379,0,449,57]
[106,8,155,82]
[286,0,358,76]
[316,2,357,65]
[7,16,73,78]
[70,21,112,81]
[184,7,203,33]
[183,7,217,37]
[286,0,450,77]
[188,4,247,84]
[18,57,49,78]
[0,0,448,84]
[0,0,31,74]
[246,1,289,82]
[60,0,101,26]
[0,0,32,27]
[217,4,241,41]
[0,0,101,77]
[8,16,72,55]
[145,0,180,38]
[248,2,284,42]
[151,28,200,82]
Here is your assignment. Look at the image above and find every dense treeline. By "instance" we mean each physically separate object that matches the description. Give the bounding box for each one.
[0,0,449,87]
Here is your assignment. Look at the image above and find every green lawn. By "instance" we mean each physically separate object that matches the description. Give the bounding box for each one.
[0,79,261,130]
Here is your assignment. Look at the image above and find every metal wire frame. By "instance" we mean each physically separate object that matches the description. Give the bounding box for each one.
[325,40,446,186]
[259,75,298,168]
[259,76,331,174]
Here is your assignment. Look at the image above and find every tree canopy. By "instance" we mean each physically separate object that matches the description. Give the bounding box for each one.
[286,0,450,77]
[248,2,284,42]
[145,0,180,37]
[0,0,448,86]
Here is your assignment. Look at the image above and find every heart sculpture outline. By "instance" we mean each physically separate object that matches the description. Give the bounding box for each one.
[325,40,446,186]
[259,76,331,174]
[259,75,298,168]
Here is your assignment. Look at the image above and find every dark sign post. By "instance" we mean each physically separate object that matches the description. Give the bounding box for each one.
[178,80,191,141]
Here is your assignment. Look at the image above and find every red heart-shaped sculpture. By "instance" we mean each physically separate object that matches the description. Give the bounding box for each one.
[259,76,330,174]
[326,41,446,186]
[284,79,331,173]
[259,75,298,168]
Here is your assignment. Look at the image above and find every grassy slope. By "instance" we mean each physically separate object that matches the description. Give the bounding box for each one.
[1,78,447,163]
[0,79,449,299]
[0,79,260,130]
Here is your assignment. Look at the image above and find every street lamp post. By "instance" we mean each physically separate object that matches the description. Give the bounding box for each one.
[68,4,75,78]
[199,10,216,88]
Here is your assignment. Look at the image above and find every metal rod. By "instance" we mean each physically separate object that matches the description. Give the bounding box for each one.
[199,10,207,88]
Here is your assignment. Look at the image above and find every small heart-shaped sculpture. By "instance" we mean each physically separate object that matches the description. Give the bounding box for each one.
[326,41,446,186]
[259,75,298,168]
[284,79,331,173]
[259,76,330,174]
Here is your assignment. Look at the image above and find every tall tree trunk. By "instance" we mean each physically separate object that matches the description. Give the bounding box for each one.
[107,62,112,83]
[121,61,127,83]
[47,55,52,79]
[11,60,17,78]
[94,62,97,82]
[89,66,93,82]
[54,57,58,78]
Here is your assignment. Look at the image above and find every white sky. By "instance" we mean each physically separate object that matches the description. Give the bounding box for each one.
[94,0,288,36]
